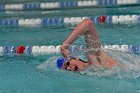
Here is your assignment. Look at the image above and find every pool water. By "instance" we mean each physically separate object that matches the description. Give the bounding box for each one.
[0,23,140,93]
[0,2,140,93]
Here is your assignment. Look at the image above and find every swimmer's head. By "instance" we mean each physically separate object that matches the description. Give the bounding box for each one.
[56,57,88,71]
[56,57,66,69]
[56,56,74,69]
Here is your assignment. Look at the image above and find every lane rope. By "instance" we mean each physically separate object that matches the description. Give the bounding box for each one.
[0,45,140,56]
[1,0,140,11]
[0,14,140,26]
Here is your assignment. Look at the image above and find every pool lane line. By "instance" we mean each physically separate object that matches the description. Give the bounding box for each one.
[0,14,139,26]
[1,0,140,11]
[0,45,139,56]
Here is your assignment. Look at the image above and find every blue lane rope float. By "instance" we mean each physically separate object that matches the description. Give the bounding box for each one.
[1,0,140,11]
[0,14,140,26]
[0,45,140,56]
[0,19,19,25]
[23,2,40,10]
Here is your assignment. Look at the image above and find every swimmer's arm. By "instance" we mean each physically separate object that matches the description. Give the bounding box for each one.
[61,18,94,60]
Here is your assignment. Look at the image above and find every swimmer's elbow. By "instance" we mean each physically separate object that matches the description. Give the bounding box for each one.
[82,18,93,26]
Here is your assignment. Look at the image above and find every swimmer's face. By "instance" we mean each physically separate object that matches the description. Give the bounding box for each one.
[62,58,86,71]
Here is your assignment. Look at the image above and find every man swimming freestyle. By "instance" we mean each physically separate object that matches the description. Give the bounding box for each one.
[57,18,118,71]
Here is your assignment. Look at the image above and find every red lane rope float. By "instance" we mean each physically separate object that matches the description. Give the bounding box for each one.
[99,16,106,23]
[16,46,25,54]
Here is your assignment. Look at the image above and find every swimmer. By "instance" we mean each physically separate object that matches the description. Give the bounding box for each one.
[57,18,118,71]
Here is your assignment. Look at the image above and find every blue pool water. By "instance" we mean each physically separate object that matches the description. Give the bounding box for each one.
[0,24,140,93]
[0,4,140,93]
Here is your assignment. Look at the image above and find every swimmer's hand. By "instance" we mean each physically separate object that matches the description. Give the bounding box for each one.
[61,45,71,61]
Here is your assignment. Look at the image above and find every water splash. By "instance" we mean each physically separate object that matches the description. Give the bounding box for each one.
[37,51,140,79]
[37,57,58,71]
[80,50,140,79]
